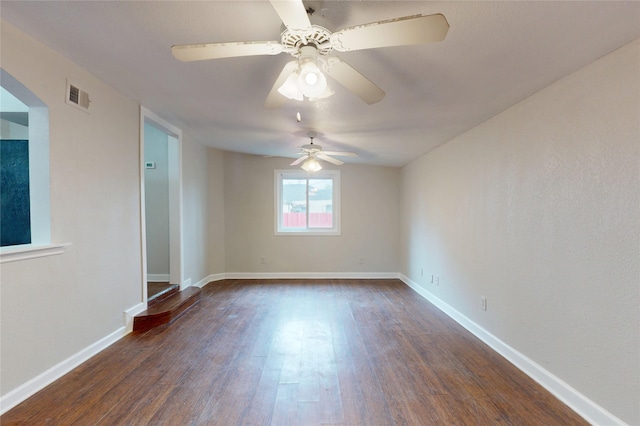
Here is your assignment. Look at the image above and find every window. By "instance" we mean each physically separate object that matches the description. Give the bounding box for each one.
[0,69,62,263]
[275,169,340,235]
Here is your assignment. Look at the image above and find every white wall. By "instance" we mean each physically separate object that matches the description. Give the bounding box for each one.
[400,39,639,425]
[0,118,28,139]
[144,122,170,278]
[207,147,226,276]
[181,133,210,286]
[223,152,400,274]
[1,22,142,395]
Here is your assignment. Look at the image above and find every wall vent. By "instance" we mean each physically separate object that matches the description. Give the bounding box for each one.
[65,80,90,112]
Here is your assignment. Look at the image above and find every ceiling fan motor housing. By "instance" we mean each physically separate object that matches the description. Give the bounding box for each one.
[301,143,322,153]
[280,25,333,57]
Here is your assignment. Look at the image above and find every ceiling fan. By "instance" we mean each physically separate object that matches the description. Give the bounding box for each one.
[290,132,357,172]
[171,0,449,108]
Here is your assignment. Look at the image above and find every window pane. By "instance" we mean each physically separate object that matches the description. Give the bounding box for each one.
[275,170,339,235]
[308,178,332,228]
[281,178,306,229]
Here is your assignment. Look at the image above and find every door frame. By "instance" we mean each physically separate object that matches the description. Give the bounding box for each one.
[139,106,184,303]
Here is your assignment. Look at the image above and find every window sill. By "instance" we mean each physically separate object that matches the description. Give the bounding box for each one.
[0,243,70,263]
[275,231,341,236]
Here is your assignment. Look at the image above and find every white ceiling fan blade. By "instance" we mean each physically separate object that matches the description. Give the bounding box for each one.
[270,0,312,33]
[324,57,385,104]
[290,155,307,166]
[265,61,298,109]
[330,14,449,52]
[323,151,357,157]
[317,154,344,166]
[172,41,283,62]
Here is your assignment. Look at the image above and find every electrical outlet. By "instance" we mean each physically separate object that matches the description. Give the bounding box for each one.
[260,256,266,264]
[359,257,364,265]
[481,296,487,311]
[436,276,440,286]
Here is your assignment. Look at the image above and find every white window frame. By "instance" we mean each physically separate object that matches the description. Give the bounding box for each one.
[0,69,68,263]
[275,169,341,236]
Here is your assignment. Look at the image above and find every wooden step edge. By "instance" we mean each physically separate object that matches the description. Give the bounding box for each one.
[144,286,201,313]
[148,284,180,307]
[133,287,201,333]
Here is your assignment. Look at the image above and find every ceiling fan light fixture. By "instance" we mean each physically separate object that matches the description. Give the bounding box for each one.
[304,70,318,85]
[277,71,303,100]
[301,156,322,172]
[297,59,328,98]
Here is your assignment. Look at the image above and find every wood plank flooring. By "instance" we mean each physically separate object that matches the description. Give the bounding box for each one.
[1,279,587,425]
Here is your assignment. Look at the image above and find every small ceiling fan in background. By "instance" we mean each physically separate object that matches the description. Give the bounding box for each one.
[289,131,357,172]
[171,0,449,108]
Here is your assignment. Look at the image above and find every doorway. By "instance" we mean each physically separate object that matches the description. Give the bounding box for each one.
[140,107,183,303]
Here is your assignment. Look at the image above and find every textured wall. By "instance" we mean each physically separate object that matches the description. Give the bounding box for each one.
[223,152,401,274]
[206,148,226,276]
[181,133,210,286]
[0,119,28,139]
[400,39,639,424]
[1,22,141,394]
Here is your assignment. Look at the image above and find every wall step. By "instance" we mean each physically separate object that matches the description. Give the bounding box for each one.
[133,287,201,333]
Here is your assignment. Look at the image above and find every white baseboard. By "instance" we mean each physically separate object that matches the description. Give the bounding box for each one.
[181,277,192,290]
[0,326,127,416]
[192,272,399,288]
[398,274,625,426]
[147,273,169,282]
[194,273,225,288]
[123,302,147,332]
[223,272,400,280]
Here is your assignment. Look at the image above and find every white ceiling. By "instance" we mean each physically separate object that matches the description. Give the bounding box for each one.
[2,1,639,167]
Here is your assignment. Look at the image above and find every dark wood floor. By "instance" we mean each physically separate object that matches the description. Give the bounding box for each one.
[1,279,586,425]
